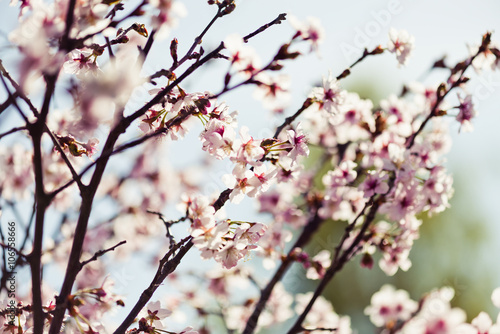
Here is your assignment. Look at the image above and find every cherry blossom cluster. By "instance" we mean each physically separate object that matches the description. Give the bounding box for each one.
[184,194,267,269]
[295,60,458,276]
[365,284,500,334]
[2,0,500,333]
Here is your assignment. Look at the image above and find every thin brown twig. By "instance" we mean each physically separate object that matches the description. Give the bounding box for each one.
[0,126,27,139]
[105,36,115,58]
[174,6,224,68]
[0,60,39,117]
[0,92,17,116]
[147,210,187,243]
[139,29,156,62]
[273,98,313,139]
[405,42,484,149]
[19,202,36,254]
[243,13,287,42]
[144,6,224,82]
[303,327,338,332]
[0,242,28,260]
[45,129,86,193]
[80,240,127,268]
[0,73,29,123]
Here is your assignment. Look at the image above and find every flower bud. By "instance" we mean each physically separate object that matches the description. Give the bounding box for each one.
[361,253,374,269]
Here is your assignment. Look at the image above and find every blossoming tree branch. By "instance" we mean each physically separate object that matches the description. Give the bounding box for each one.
[0,0,499,333]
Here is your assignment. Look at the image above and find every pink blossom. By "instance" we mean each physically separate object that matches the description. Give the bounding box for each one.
[295,293,352,334]
[306,250,331,280]
[422,166,454,215]
[8,1,65,89]
[10,0,32,17]
[139,106,165,133]
[0,145,33,200]
[380,94,414,137]
[210,102,238,124]
[187,195,216,235]
[367,216,421,276]
[286,124,310,160]
[288,15,325,51]
[253,73,291,111]
[224,34,262,78]
[215,239,248,269]
[231,126,265,165]
[492,287,500,308]
[378,242,412,276]
[82,138,99,158]
[141,300,172,329]
[203,221,266,269]
[456,312,500,334]
[309,72,346,114]
[319,187,365,222]
[234,222,267,244]
[387,28,415,66]
[247,164,277,197]
[365,284,418,328]
[222,165,256,203]
[71,1,111,39]
[361,131,406,170]
[468,41,499,72]
[360,170,389,198]
[456,94,477,132]
[409,82,439,109]
[150,0,187,39]
[258,283,294,327]
[340,92,375,128]
[63,49,99,77]
[200,119,236,159]
[257,221,293,267]
[332,92,376,143]
[322,160,357,187]
[178,326,199,334]
[402,287,466,334]
[225,304,253,332]
[274,156,304,183]
[205,267,250,299]
[380,181,420,221]
[193,221,229,258]
[77,52,143,132]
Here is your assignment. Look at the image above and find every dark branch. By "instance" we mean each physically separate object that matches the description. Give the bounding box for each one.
[243,13,287,42]
[0,60,39,117]
[242,207,323,334]
[286,196,382,334]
